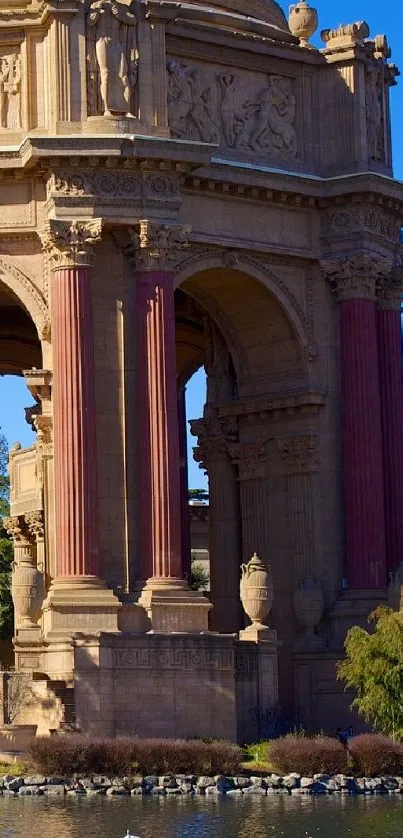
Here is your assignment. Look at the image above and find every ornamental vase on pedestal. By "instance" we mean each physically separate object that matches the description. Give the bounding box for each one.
[293,576,324,649]
[240,552,273,628]
[11,557,44,627]
[288,2,318,47]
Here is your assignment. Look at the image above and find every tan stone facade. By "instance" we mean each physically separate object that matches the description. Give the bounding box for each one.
[0,0,402,739]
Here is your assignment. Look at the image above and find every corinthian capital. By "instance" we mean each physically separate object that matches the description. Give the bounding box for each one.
[321,252,394,301]
[377,265,403,311]
[127,219,191,271]
[40,219,103,268]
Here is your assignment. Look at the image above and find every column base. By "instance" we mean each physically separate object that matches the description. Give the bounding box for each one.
[329,588,388,650]
[42,576,121,639]
[138,577,212,633]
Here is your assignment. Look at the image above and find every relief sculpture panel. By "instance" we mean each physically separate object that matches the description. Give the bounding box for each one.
[167,59,297,160]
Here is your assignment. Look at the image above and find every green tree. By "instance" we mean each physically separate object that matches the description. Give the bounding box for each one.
[189,562,209,591]
[0,431,13,639]
[188,488,209,502]
[337,607,403,740]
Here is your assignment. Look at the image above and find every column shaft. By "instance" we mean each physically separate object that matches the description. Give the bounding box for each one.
[377,307,403,573]
[53,266,99,577]
[137,270,182,580]
[340,299,386,588]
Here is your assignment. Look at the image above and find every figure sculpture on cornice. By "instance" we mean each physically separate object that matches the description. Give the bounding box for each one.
[86,0,138,117]
[0,54,21,130]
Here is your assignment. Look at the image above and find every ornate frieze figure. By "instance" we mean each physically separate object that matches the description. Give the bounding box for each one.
[86,0,138,117]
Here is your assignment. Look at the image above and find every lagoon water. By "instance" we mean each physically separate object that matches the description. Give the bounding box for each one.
[0,795,403,838]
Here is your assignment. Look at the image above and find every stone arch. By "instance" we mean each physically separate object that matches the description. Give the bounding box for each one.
[0,256,49,340]
[173,248,313,376]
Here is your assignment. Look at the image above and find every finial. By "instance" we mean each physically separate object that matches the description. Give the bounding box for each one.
[289,2,318,48]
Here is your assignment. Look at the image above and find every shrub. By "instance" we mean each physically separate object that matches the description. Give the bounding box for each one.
[267,734,348,776]
[348,733,403,777]
[29,735,242,777]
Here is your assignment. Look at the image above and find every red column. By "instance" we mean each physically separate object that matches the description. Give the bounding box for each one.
[324,254,390,590]
[377,269,403,575]
[136,267,182,580]
[42,220,102,579]
[131,221,189,582]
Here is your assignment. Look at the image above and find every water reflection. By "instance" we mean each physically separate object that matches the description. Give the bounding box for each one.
[0,795,402,838]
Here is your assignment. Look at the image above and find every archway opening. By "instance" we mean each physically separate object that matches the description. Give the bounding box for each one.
[175,263,308,638]
[175,285,240,631]
[0,280,42,657]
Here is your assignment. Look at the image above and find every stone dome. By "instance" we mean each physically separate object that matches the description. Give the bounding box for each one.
[201,0,290,31]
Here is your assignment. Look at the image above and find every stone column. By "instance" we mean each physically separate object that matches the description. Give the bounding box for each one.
[323,253,392,590]
[377,267,403,575]
[191,415,241,633]
[127,221,211,632]
[39,220,119,645]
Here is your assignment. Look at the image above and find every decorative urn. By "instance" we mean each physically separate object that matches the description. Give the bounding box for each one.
[240,552,273,629]
[11,555,43,627]
[289,2,318,47]
[293,576,324,648]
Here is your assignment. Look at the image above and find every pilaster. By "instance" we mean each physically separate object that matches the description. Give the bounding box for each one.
[191,414,241,632]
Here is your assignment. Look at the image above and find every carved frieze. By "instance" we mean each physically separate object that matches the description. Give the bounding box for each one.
[276,435,318,474]
[39,219,103,268]
[126,220,190,271]
[322,207,401,247]
[112,645,234,670]
[86,0,138,118]
[47,171,179,203]
[167,59,297,160]
[321,252,394,301]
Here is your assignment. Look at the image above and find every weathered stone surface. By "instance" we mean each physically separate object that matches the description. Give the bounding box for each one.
[42,785,66,795]
[18,786,44,796]
[24,775,46,786]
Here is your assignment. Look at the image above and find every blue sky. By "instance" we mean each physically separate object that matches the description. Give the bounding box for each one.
[0,0,402,491]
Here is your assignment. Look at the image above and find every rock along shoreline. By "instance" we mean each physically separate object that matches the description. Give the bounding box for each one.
[1,773,403,797]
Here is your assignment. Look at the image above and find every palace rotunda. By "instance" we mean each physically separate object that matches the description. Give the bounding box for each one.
[0,0,402,738]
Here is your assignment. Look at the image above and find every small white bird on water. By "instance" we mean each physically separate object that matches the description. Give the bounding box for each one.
[125,829,141,838]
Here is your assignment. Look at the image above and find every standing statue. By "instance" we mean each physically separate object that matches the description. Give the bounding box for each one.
[0,54,21,130]
[86,0,138,118]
